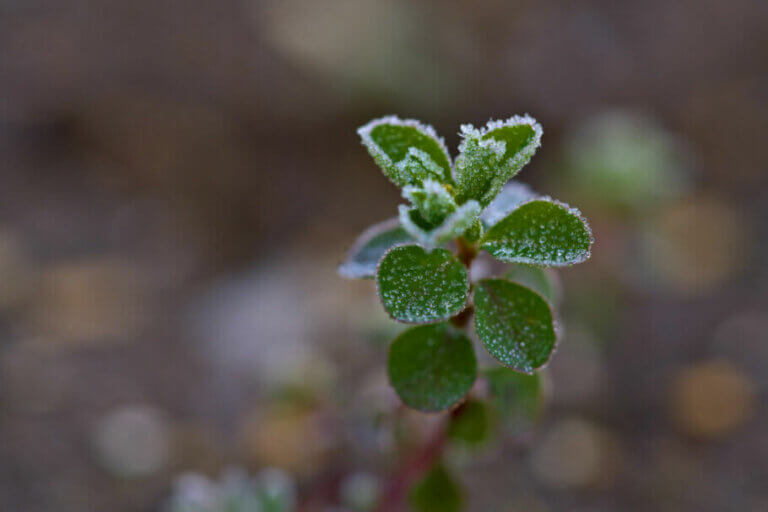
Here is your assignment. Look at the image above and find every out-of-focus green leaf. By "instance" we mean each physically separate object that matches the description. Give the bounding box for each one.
[377,245,469,323]
[504,264,559,305]
[485,367,544,434]
[563,110,689,211]
[454,116,542,207]
[338,219,415,279]
[358,116,452,187]
[388,324,477,412]
[408,464,464,512]
[481,181,537,227]
[481,199,593,266]
[447,400,491,447]
[473,279,556,373]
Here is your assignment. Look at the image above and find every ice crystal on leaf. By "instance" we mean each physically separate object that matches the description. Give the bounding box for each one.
[358,116,453,187]
[454,116,542,207]
[402,179,458,226]
[377,245,468,324]
[474,279,556,374]
[482,199,593,266]
[399,200,481,248]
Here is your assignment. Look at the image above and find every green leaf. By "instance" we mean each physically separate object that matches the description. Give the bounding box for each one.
[504,264,559,305]
[447,400,491,447]
[454,116,542,207]
[358,116,452,187]
[485,367,544,434]
[408,464,463,512]
[481,199,593,266]
[338,219,415,279]
[473,279,556,373]
[461,218,484,243]
[398,201,481,248]
[377,245,468,323]
[481,181,536,227]
[403,179,457,227]
[388,324,477,412]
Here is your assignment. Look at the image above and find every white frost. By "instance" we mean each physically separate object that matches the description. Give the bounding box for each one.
[357,115,452,170]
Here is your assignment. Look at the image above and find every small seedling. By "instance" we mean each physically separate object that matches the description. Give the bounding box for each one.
[340,115,593,511]
[340,115,593,413]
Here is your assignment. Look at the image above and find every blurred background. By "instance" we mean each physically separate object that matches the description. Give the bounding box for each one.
[1,0,767,510]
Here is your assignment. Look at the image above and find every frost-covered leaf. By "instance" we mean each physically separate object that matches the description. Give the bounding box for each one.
[481,181,537,227]
[504,264,559,305]
[377,245,468,323]
[481,199,593,266]
[447,400,491,447]
[358,116,452,187]
[399,201,481,248]
[409,464,464,512]
[462,218,484,243]
[403,179,457,226]
[453,131,504,206]
[388,323,477,412]
[485,367,544,433]
[454,116,542,207]
[473,279,556,374]
[338,219,415,279]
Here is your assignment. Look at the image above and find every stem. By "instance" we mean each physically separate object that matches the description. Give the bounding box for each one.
[375,404,466,512]
[449,305,473,328]
[451,237,477,329]
[456,237,477,268]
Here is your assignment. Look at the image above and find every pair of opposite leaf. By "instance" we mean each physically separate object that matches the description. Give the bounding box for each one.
[339,115,593,412]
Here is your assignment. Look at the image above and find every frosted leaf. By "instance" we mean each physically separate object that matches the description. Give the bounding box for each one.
[462,218,484,243]
[358,116,453,187]
[396,147,448,186]
[473,279,556,374]
[399,201,481,248]
[430,200,482,243]
[403,179,457,226]
[481,199,593,266]
[481,181,537,227]
[504,264,559,305]
[453,130,505,206]
[376,245,468,324]
[338,218,415,279]
[454,115,542,207]
[388,323,477,412]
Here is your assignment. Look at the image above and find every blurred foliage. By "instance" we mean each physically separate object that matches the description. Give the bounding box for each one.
[167,468,295,512]
[408,464,464,512]
[561,111,689,214]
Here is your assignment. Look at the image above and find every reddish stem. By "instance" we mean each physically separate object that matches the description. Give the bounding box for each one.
[374,421,448,512]
[374,403,468,512]
[456,237,478,268]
